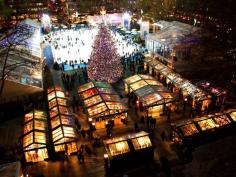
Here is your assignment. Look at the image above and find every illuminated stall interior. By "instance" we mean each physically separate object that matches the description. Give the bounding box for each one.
[103,131,153,163]
[180,81,211,111]
[171,110,236,145]
[144,57,211,111]
[78,81,128,130]
[124,74,175,118]
[196,80,227,107]
[47,86,78,155]
[22,110,48,163]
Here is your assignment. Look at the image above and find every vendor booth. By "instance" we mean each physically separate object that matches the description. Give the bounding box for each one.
[103,131,153,170]
[180,81,211,111]
[171,110,236,147]
[78,81,128,130]
[196,80,227,107]
[22,110,48,163]
[47,86,78,155]
[124,74,176,119]
[144,57,211,111]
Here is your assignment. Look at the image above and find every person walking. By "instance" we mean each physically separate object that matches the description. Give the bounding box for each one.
[161,131,166,141]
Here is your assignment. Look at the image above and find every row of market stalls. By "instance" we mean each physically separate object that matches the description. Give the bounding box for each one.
[103,131,154,170]
[78,81,128,130]
[124,74,176,119]
[144,56,212,112]
[47,86,78,155]
[21,86,78,163]
[171,109,236,146]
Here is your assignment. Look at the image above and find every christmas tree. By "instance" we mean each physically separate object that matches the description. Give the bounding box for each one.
[87,26,123,83]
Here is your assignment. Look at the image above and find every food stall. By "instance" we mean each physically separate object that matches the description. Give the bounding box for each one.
[47,86,78,155]
[124,74,176,119]
[22,110,48,163]
[78,81,128,130]
[103,131,153,170]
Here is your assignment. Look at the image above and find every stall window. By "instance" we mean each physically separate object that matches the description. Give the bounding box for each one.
[35,132,46,144]
[101,94,120,101]
[108,141,130,156]
[87,102,107,117]
[34,120,46,131]
[48,92,56,101]
[61,115,70,125]
[125,75,141,84]
[97,87,114,94]
[213,115,231,126]
[78,82,94,93]
[56,91,65,98]
[132,136,152,150]
[23,132,33,148]
[34,111,46,119]
[84,95,102,108]
[80,88,98,100]
[51,116,60,129]
[130,80,148,91]
[180,124,199,137]
[106,102,127,110]
[49,107,59,118]
[24,121,33,134]
[59,106,70,115]
[25,112,33,122]
[57,98,67,106]
[63,126,76,138]
[52,127,63,142]
[48,98,57,109]
[197,119,217,131]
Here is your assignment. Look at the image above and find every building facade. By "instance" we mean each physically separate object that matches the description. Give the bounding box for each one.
[0,0,49,27]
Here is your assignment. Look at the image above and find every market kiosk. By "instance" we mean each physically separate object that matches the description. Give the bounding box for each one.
[124,74,176,119]
[196,80,227,107]
[22,110,48,163]
[144,56,166,80]
[78,81,128,130]
[103,131,153,171]
[180,81,211,112]
[171,111,235,147]
[47,86,78,155]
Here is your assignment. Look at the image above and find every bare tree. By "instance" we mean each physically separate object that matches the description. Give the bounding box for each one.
[0,22,35,98]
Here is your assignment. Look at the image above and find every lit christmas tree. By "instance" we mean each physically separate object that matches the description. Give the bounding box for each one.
[87,26,123,83]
